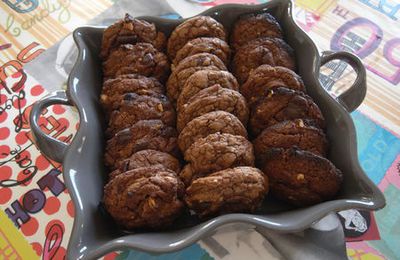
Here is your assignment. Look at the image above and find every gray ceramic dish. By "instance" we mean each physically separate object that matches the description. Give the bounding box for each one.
[30,0,385,259]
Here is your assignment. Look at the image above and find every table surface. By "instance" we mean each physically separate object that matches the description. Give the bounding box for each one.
[0,0,399,259]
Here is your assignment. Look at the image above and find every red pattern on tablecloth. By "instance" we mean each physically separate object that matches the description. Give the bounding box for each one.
[0,71,78,259]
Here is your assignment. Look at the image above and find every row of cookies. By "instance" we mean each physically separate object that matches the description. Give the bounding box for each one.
[230,13,343,206]
[166,16,269,218]
[99,15,185,229]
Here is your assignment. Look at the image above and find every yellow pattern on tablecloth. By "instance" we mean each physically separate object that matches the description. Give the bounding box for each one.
[0,0,113,65]
[0,210,38,260]
[294,0,335,16]
[347,248,385,260]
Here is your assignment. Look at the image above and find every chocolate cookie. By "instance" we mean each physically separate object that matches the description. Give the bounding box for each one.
[260,148,342,206]
[249,87,325,136]
[103,165,184,229]
[230,12,283,50]
[171,52,226,72]
[167,16,227,59]
[167,53,227,103]
[185,167,268,218]
[173,37,231,66]
[232,45,274,84]
[233,37,295,83]
[241,65,305,106]
[106,93,176,137]
[253,119,328,165]
[101,75,164,114]
[167,66,222,105]
[102,92,166,118]
[177,70,239,111]
[183,133,254,184]
[110,149,181,179]
[178,111,247,153]
[103,43,170,82]
[179,164,195,187]
[100,14,166,59]
[104,120,179,168]
[177,85,249,131]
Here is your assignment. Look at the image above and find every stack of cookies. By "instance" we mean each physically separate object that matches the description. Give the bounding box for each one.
[100,14,184,229]
[167,16,268,218]
[99,12,345,230]
[231,13,343,206]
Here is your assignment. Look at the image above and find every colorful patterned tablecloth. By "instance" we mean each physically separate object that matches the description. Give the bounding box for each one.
[0,0,399,259]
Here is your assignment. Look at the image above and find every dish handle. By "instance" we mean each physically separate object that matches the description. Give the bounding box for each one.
[319,51,367,112]
[29,90,72,163]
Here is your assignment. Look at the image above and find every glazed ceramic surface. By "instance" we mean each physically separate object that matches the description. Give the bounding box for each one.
[30,0,385,259]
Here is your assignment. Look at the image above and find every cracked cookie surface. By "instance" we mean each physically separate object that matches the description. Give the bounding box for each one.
[104,120,179,168]
[253,119,328,165]
[100,14,166,59]
[230,12,283,50]
[249,87,325,136]
[103,43,170,82]
[167,53,227,103]
[110,149,181,179]
[178,111,247,153]
[173,37,230,66]
[181,133,254,185]
[103,165,184,229]
[106,93,175,137]
[233,37,295,83]
[241,65,305,106]
[185,167,268,218]
[260,148,342,206]
[101,74,164,116]
[167,16,226,59]
[177,70,239,111]
[177,85,249,131]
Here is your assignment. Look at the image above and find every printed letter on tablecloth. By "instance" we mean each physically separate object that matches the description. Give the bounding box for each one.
[0,72,78,259]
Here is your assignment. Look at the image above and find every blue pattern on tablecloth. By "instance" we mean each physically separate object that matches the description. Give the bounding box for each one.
[352,111,400,184]
[117,243,213,260]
